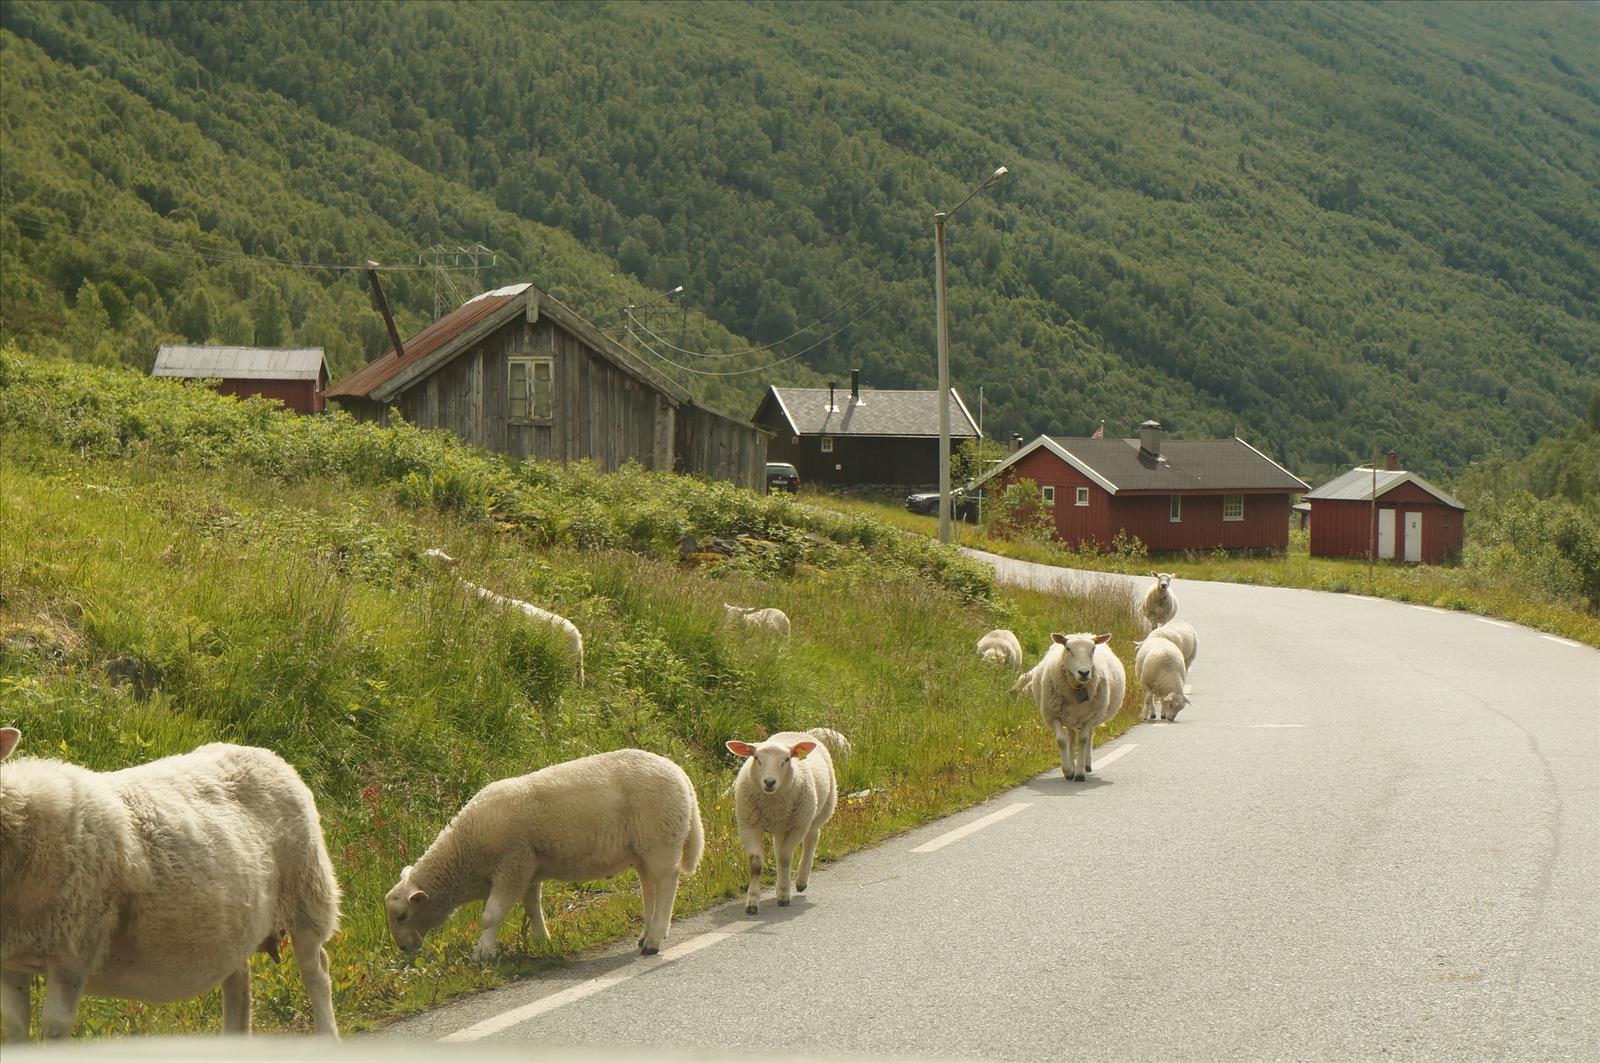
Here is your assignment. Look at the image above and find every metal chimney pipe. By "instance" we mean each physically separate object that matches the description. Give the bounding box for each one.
[1139,419,1163,457]
[850,369,861,405]
[827,382,836,412]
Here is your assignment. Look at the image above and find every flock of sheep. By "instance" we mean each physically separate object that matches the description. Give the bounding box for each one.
[0,559,1188,1043]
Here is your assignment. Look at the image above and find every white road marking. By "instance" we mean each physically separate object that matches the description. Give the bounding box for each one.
[1540,635,1583,648]
[1474,618,1513,629]
[1411,605,1452,615]
[1093,743,1139,769]
[1348,595,1388,603]
[911,803,1032,854]
[1249,723,1307,728]
[440,922,758,1042]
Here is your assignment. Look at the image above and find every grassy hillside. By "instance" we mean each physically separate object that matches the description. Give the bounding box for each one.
[4,2,1598,480]
[0,349,1145,1035]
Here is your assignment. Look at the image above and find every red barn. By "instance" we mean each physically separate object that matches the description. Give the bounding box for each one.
[1304,466,1465,564]
[153,344,328,413]
[980,421,1309,553]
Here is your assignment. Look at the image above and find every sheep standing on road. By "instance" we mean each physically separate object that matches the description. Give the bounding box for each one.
[1135,637,1191,721]
[976,628,1023,668]
[725,729,840,914]
[1141,572,1178,631]
[723,603,792,638]
[1143,620,1198,670]
[384,749,703,960]
[0,729,340,1041]
[1031,633,1127,782]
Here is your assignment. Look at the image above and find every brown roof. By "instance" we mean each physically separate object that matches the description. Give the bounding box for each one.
[979,435,1308,494]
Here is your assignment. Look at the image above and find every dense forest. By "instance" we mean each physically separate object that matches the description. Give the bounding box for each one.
[2,0,1596,480]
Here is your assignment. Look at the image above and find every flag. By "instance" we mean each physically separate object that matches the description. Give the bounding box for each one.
[1090,422,1104,440]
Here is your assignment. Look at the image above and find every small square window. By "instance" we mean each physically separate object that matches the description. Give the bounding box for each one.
[820,436,834,453]
[1169,496,1182,523]
[1042,486,1056,507]
[1223,494,1244,522]
[1075,486,1090,507]
[508,355,554,424]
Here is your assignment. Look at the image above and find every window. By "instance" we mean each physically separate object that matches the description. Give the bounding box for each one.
[1169,495,1182,523]
[1042,486,1056,507]
[1223,494,1244,522]
[820,436,834,452]
[1075,486,1090,507]
[508,356,554,423]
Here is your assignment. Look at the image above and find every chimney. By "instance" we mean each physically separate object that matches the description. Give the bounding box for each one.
[1139,419,1163,457]
[850,369,861,405]
[1010,433,1024,454]
[827,382,836,412]
[1385,450,1400,471]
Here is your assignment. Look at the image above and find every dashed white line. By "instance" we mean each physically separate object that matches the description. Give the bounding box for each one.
[440,922,758,1042]
[1249,723,1308,728]
[1411,605,1452,616]
[1474,618,1513,629]
[1348,595,1388,603]
[911,802,1032,854]
[1093,743,1139,769]
[1540,635,1583,649]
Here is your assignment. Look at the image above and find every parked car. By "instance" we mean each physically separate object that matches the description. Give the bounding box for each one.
[765,462,801,494]
[905,486,983,521]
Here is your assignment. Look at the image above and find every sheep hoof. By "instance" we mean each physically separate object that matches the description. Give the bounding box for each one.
[778,898,790,907]
[795,883,807,893]
[640,944,659,957]
[745,904,758,915]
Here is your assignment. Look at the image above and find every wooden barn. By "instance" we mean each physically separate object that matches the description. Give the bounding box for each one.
[752,371,980,487]
[153,344,328,413]
[324,284,769,489]
[978,421,1309,553]
[1304,464,1465,564]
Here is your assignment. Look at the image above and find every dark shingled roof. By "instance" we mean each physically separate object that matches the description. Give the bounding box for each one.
[764,387,978,438]
[1047,437,1308,492]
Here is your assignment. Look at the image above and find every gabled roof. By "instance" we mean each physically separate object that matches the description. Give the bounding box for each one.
[1304,467,1464,509]
[153,345,326,381]
[976,434,1309,494]
[759,386,979,438]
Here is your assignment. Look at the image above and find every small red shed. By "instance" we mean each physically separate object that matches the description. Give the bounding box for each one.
[153,344,328,413]
[1304,466,1465,565]
[978,421,1309,553]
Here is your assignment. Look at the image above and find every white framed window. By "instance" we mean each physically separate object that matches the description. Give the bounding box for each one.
[1042,486,1056,507]
[820,436,834,453]
[1169,495,1182,523]
[508,355,554,423]
[1223,494,1244,522]
[1075,486,1090,507]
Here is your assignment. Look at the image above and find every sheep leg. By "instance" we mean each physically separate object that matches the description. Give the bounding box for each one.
[1053,722,1073,780]
[472,880,522,963]
[522,880,549,944]
[740,825,765,914]
[637,871,658,951]
[289,931,338,1038]
[775,832,798,907]
[221,966,252,1034]
[1,970,31,1042]
[1081,726,1095,778]
[640,867,681,955]
[40,962,85,1040]
[796,824,822,894]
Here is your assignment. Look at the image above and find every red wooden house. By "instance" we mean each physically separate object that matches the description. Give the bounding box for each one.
[153,344,328,413]
[979,421,1308,553]
[1304,466,1465,564]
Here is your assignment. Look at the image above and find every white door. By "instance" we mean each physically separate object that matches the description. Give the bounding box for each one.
[1404,511,1422,563]
[1378,509,1396,560]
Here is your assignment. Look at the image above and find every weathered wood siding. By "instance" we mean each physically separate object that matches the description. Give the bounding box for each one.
[677,405,767,490]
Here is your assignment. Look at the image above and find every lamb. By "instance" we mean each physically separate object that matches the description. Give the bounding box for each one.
[725,728,841,914]
[723,603,791,638]
[1135,636,1191,721]
[383,749,703,960]
[1141,572,1178,631]
[0,728,340,1041]
[462,580,585,687]
[976,628,1023,668]
[1031,632,1128,782]
[1142,620,1199,670]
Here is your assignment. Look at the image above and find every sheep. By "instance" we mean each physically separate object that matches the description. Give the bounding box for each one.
[383,749,703,960]
[0,728,340,1041]
[1135,636,1191,721]
[725,729,840,914]
[1031,632,1127,782]
[1141,572,1178,631]
[805,727,853,764]
[1143,620,1199,670]
[462,580,585,686]
[723,603,792,638]
[976,628,1023,668]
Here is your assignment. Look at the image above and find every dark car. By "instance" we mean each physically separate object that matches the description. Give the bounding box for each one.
[765,462,801,494]
[905,486,983,520]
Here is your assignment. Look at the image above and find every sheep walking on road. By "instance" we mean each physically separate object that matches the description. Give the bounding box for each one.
[1031,633,1127,782]
[976,629,1023,668]
[1135,637,1191,721]
[1142,621,1198,670]
[1141,572,1178,631]
[384,749,703,960]
[726,729,840,914]
[0,729,341,1041]
[723,603,792,638]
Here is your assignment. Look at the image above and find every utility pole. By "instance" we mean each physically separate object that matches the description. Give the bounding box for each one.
[1369,449,1378,582]
[365,261,405,361]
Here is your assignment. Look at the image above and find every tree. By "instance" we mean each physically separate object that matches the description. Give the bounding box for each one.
[171,283,216,343]
[66,281,115,364]
[251,286,288,347]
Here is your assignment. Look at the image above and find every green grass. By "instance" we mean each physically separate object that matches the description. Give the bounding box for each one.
[0,353,1149,1037]
[800,494,1600,650]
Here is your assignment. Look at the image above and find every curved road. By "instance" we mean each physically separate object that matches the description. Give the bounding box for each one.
[389,551,1598,1060]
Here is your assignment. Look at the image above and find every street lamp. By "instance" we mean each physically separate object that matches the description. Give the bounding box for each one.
[935,166,1007,544]
[625,285,683,347]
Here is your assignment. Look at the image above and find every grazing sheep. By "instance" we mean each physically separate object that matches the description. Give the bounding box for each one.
[723,603,792,638]
[1142,620,1199,670]
[1141,572,1178,631]
[0,729,340,1041]
[976,628,1023,668]
[384,749,703,960]
[725,729,840,914]
[805,727,853,764]
[1135,637,1191,721]
[1010,658,1045,701]
[1032,632,1127,782]
[462,581,586,687]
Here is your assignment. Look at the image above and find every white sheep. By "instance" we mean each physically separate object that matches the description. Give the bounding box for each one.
[976,628,1023,668]
[1135,637,1191,721]
[383,748,703,960]
[805,727,853,764]
[723,603,792,638]
[1032,632,1128,782]
[0,729,340,1041]
[725,729,840,914]
[1141,572,1178,631]
[1143,620,1198,670]
[462,581,585,687]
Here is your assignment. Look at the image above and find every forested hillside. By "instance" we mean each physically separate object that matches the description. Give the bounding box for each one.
[3,0,1597,478]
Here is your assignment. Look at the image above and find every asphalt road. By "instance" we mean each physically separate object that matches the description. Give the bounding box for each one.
[386,552,1599,1060]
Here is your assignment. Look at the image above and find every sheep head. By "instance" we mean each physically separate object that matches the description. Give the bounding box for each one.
[383,864,448,954]
[1051,632,1112,691]
[727,738,816,794]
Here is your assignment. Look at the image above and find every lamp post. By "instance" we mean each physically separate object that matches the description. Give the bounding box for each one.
[624,284,683,348]
[935,166,1008,544]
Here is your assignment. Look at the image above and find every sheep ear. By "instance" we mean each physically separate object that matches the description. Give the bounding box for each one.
[0,727,19,761]
[790,740,817,759]
[725,740,756,758]
[1150,570,1158,578]
[1094,633,1112,645]
[408,889,428,905]
[400,864,414,880]
[1050,632,1068,645]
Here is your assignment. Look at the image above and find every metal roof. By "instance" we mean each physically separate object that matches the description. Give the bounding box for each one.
[153,345,326,381]
[761,387,979,438]
[1304,467,1464,509]
[976,434,1309,494]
